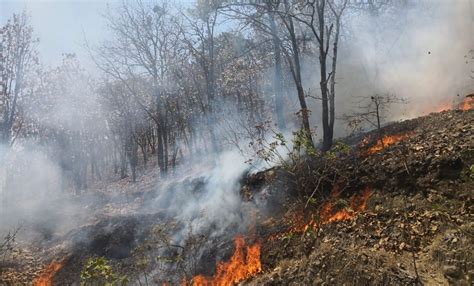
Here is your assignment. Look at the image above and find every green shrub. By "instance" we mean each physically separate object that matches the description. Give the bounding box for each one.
[80,257,128,286]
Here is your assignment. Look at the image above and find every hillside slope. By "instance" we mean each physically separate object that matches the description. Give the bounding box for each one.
[0,110,472,285]
[244,110,473,285]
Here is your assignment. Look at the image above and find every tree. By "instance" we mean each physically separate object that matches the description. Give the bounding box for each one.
[28,55,111,191]
[266,1,287,131]
[291,0,348,151]
[95,0,183,176]
[222,1,314,144]
[281,0,314,146]
[342,93,407,135]
[181,0,222,153]
[0,11,38,145]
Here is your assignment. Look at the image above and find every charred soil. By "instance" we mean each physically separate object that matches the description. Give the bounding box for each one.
[1,110,473,285]
[245,109,473,285]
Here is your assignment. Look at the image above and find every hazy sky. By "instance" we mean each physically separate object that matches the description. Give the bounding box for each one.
[0,0,193,69]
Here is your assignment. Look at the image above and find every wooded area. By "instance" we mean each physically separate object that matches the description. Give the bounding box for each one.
[1,1,473,285]
[1,0,414,191]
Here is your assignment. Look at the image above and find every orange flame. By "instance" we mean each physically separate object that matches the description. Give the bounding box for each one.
[188,187,372,284]
[190,236,262,286]
[320,187,372,223]
[365,133,412,155]
[273,187,373,239]
[460,96,473,111]
[35,257,68,286]
[435,101,453,112]
[434,96,473,112]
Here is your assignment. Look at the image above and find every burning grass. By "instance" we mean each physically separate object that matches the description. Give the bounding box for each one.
[34,257,68,286]
[271,187,373,240]
[460,96,474,111]
[184,162,375,285]
[360,96,473,156]
[434,95,473,112]
[364,133,414,155]
[188,236,262,286]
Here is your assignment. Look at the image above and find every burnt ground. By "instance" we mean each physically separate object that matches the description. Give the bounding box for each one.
[244,109,473,285]
[1,109,473,285]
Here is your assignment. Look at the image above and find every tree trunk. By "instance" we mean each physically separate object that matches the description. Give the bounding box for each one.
[120,142,127,179]
[127,135,138,183]
[328,19,341,147]
[268,9,286,131]
[318,1,332,152]
[163,126,169,174]
[286,5,313,146]
[155,88,167,177]
[156,124,166,177]
[140,142,148,167]
[206,26,220,155]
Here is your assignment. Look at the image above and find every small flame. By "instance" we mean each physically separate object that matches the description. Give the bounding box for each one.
[273,187,373,239]
[460,96,473,111]
[365,133,412,155]
[434,101,453,112]
[321,187,372,223]
[434,96,473,112]
[190,236,262,286]
[35,257,68,286]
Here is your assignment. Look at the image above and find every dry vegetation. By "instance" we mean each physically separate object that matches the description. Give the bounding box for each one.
[1,0,473,285]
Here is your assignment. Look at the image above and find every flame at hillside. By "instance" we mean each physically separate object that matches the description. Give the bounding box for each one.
[190,236,262,286]
[434,96,474,112]
[365,133,413,155]
[460,96,474,111]
[321,187,372,223]
[273,187,373,239]
[34,257,68,286]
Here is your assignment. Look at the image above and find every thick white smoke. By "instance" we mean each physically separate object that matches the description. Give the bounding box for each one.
[0,143,85,238]
[336,0,473,128]
[286,0,474,138]
[149,150,251,244]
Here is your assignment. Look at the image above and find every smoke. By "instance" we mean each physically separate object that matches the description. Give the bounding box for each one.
[350,1,470,109]
[147,150,251,244]
[286,0,474,138]
[1,0,471,282]
[0,143,87,239]
[0,58,108,239]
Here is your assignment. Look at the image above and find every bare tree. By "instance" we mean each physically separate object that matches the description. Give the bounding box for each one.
[180,0,222,154]
[0,11,37,145]
[342,93,407,135]
[289,0,348,151]
[266,1,287,131]
[221,1,314,145]
[94,0,183,176]
[27,55,111,191]
[281,0,314,146]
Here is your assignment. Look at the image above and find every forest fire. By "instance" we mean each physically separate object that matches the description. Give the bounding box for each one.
[320,187,373,223]
[34,257,68,286]
[435,96,473,112]
[273,187,373,240]
[435,101,455,112]
[460,96,474,111]
[190,236,262,286]
[364,133,413,155]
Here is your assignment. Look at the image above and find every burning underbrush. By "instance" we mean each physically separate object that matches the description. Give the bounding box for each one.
[187,236,262,286]
[361,132,414,155]
[268,186,373,241]
[34,257,68,286]
[434,94,474,112]
[243,109,472,285]
[248,109,473,285]
[1,110,473,285]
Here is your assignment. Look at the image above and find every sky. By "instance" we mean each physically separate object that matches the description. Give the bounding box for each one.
[0,0,121,68]
[0,0,194,69]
